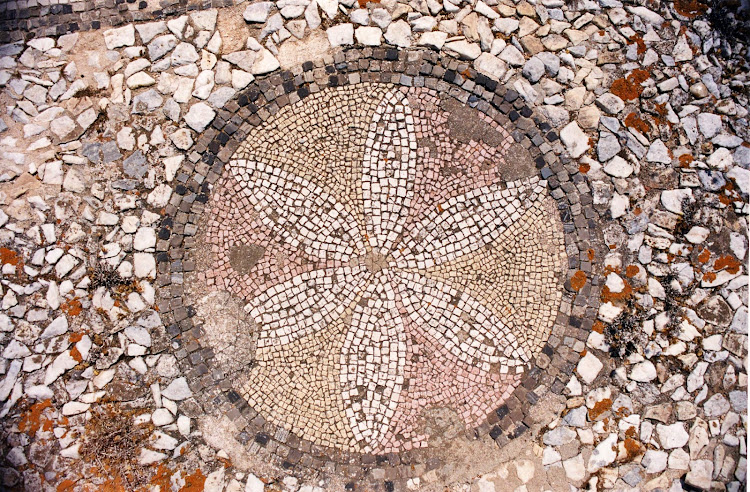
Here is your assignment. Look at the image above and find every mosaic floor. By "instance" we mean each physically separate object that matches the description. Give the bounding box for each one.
[188,82,567,455]
[4,0,747,486]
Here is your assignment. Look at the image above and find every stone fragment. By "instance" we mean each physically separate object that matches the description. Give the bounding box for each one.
[697,113,722,138]
[560,121,589,158]
[646,139,671,163]
[104,25,136,50]
[385,21,413,48]
[251,49,279,75]
[596,93,625,114]
[419,32,448,50]
[327,24,355,47]
[577,352,602,384]
[184,103,216,132]
[657,423,689,449]
[355,27,382,46]
[630,361,656,382]
[161,377,192,400]
[522,56,545,83]
[136,21,167,44]
[223,51,257,72]
[660,189,693,215]
[445,40,481,60]
[588,434,617,472]
[685,460,713,490]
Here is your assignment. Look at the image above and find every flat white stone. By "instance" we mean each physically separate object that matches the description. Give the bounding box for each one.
[560,121,589,158]
[577,352,603,384]
[161,377,192,400]
[104,25,136,50]
[657,423,689,449]
[355,26,382,46]
[184,102,216,132]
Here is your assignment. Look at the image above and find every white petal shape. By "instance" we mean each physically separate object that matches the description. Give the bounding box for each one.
[230,159,367,262]
[394,270,528,370]
[247,266,371,349]
[393,177,547,269]
[362,89,417,254]
[340,273,406,452]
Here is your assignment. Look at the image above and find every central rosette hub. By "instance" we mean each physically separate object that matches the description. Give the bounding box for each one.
[362,250,389,274]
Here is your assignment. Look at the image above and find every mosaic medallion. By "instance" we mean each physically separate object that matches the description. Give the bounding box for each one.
[188,82,565,454]
[159,48,600,483]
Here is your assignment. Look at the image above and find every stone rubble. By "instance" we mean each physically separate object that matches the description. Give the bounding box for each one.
[0,0,747,489]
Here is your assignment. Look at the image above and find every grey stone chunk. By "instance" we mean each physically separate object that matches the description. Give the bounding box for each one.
[595,93,624,115]
[148,34,178,61]
[101,141,122,163]
[244,2,273,23]
[161,377,192,400]
[132,89,164,114]
[597,132,621,162]
[522,56,545,83]
[184,102,216,132]
[123,150,148,178]
[697,112,722,138]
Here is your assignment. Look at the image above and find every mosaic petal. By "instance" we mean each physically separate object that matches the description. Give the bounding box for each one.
[394,270,528,369]
[247,266,371,349]
[393,177,548,269]
[362,89,417,255]
[340,272,407,452]
[230,159,367,262]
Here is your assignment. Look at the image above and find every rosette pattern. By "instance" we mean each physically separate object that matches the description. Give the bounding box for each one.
[194,84,566,454]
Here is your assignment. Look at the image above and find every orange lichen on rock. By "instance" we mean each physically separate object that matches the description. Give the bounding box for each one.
[588,249,595,261]
[570,270,587,291]
[601,279,633,302]
[622,438,642,461]
[180,469,207,492]
[61,298,83,316]
[589,398,613,420]
[625,265,640,278]
[70,345,83,363]
[19,399,54,436]
[0,247,21,265]
[0,247,24,275]
[56,479,77,492]
[624,112,650,134]
[714,255,741,274]
[674,0,708,18]
[579,162,590,174]
[703,271,717,282]
[678,154,694,167]
[697,248,711,263]
[610,69,650,101]
[593,320,605,334]
[628,34,647,55]
[149,464,173,491]
[100,477,126,492]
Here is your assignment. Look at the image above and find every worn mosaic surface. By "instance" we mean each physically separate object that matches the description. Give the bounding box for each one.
[0,0,747,489]
[187,82,566,455]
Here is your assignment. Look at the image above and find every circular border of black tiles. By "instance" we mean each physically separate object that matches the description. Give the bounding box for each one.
[155,47,603,487]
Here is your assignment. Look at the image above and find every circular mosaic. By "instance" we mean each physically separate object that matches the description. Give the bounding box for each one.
[191,83,566,454]
[158,48,600,483]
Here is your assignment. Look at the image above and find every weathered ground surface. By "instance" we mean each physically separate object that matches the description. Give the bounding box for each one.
[0,0,747,490]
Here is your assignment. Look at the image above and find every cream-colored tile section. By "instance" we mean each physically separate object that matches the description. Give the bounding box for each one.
[235,83,393,239]
[241,302,360,451]
[420,194,566,358]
